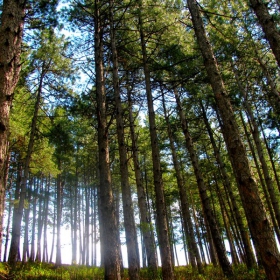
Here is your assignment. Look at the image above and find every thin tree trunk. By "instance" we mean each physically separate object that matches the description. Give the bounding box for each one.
[3,190,12,262]
[56,169,63,266]
[85,186,90,266]
[187,1,280,278]
[188,188,207,265]
[138,4,174,279]
[79,187,83,265]
[71,159,78,264]
[240,111,280,243]
[109,2,140,277]
[213,175,239,265]
[43,177,50,263]
[9,66,45,266]
[49,206,56,263]
[257,109,280,193]
[161,91,203,274]
[232,61,280,230]
[114,184,124,275]
[94,1,121,278]
[93,186,97,266]
[30,178,38,262]
[0,149,10,261]
[128,88,158,274]
[36,177,44,262]
[174,90,232,276]
[179,211,189,266]
[22,183,32,263]
[200,100,256,269]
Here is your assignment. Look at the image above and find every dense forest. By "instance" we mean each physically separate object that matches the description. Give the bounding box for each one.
[0,0,280,279]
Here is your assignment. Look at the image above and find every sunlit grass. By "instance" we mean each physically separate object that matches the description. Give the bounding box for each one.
[2,262,267,279]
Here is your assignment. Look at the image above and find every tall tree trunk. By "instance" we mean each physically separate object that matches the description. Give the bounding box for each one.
[187,1,280,278]
[8,160,22,264]
[109,2,140,278]
[138,4,174,279]
[249,0,280,68]
[187,185,207,265]
[257,115,280,193]
[114,184,124,275]
[0,148,10,261]
[42,177,50,263]
[22,183,32,263]
[79,187,83,265]
[71,159,79,264]
[200,100,256,269]
[174,90,232,277]
[36,177,44,262]
[0,0,25,251]
[161,91,202,274]
[56,168,63,266]
[94,1,121,278]
[3,190,12,262]
[213,175,239,265]
[30,178,38,262]
[240,111,280,243]
[85,186,90,266]
[93,186,97,266]
[232,61,280,231]
[128,88,158,275]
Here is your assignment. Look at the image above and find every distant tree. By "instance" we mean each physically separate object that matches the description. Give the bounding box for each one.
[173,89,232,277]
[8,28,72,266]
[161,91,203,274]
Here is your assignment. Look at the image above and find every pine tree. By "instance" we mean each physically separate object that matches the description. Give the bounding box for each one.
[187,0,280,278]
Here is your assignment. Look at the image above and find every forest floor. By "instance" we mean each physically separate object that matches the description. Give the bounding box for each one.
[0,261,267,279]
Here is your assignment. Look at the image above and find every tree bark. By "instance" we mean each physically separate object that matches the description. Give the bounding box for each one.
[22,182,31,263]
[30,178,39,262]
[249,0,280,68]
[187,1,280,278]
[56,169,63,266]
[109,2,140,278]
[257,115,280,193]
[42,177,50,263]
[174,89,232,277]
[232,62,280,231]
[161,90,203,274]
[3,189,12,262]
[128,88,158,275]
[138,5,174,279]
[213,175,239,265]
[0,0,25,251]
[94,0,121,278]
[71,156,79,264]
[240,111,280,244]
[200,100,256,269]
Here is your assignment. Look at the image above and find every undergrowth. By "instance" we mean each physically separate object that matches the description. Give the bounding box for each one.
[0,262,267,279]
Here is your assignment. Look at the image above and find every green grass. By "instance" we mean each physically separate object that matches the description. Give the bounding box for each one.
[1,262,267,279]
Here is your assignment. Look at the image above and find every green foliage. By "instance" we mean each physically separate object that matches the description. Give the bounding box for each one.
[7,262,104,280]
[1,263,267,280]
